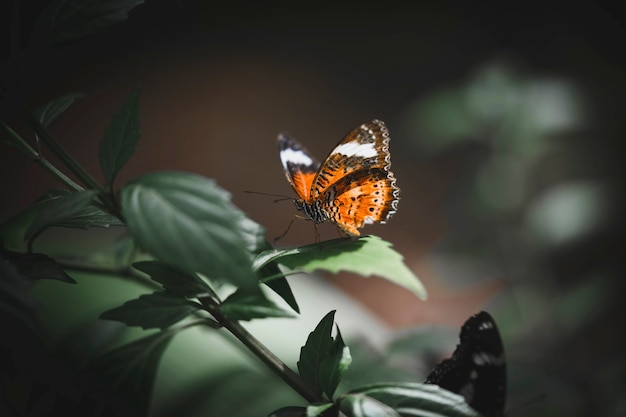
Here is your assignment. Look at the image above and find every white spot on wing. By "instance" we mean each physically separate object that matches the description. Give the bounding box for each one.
[280,148,314,170]
[332,142,378,158]
[472,352,506,366]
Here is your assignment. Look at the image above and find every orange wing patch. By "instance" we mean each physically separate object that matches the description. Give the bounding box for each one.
[278,120,399,239]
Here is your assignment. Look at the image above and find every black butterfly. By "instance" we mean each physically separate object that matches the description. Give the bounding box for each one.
[425,311,506,417]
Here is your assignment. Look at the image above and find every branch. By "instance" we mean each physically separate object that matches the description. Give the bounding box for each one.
[198,296,323,404]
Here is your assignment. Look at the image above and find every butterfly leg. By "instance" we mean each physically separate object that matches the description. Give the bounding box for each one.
[274,214,307,243]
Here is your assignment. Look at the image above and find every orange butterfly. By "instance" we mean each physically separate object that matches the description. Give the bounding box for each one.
[277,119,399,241]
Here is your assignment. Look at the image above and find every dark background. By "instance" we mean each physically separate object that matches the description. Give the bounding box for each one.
[2,2,625,416]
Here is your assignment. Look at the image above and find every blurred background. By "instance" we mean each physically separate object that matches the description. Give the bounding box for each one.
[1,2,624,416]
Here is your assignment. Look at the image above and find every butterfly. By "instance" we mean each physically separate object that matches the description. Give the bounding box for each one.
[425,311,507,417]
[277,119,400,241]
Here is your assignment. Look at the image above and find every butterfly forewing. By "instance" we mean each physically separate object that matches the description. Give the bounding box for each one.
[311,120,395,198]
[278,133,320,201]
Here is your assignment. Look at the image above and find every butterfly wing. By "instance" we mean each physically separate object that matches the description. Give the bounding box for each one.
[278,133,320,201]
[313,120,400,236]
[425,311,507,417]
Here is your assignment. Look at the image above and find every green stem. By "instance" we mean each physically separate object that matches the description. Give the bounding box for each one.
[0,121,83,191]
[199,296,322,404]
[25,115,104,193]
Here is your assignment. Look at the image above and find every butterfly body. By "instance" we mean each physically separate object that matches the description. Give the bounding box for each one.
[278,119,399,237]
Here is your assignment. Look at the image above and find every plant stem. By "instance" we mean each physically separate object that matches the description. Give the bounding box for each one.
[25,115,104,193]
[0,121,84,191]
[198,296,322,404]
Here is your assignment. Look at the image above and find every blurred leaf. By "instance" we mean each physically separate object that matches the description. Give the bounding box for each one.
[84,330,173,416]
[155,367,300,417]
[339,383,481,417]
[132,260,215,298]
[257,236,426,300]
[31,0,145,46]
[298,310,351,400]
[120,171,257,290]
[238,214,269,254]
[35,93,84,127]
[268,406,308,417]
[36,189,123,229]
[341,394,400,417]
[219,288,295,321]
[24,189,98,241]
[1,249,75,283]
[99,86,141,187]
[100,292,202,329]
[526,181,614,249]
[403,87,477,153]
[307,403,335,416]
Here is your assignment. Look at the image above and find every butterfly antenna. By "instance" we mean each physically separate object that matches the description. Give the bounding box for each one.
[244,190,293,203]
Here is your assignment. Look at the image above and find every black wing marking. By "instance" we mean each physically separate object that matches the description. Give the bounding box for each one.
[425,311,507,417]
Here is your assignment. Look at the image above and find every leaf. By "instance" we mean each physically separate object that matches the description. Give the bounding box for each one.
[120,171,257,290]
[298,310,352,400]
[34,189,123,229]
[99,86,141,187]
[262,268,300,314]
[268,406,308,417]
[84,330,173,416]
[100,292,202,329]
[340,394,401,417]
[338,383,481,417]
[307,403,335,416]
[35,93,84,127]
[219,289,295,321]
[1,249,75,283]
[31,0,145,46]
[237,214,300,313]
[132,260,215,298]
[257,236,427,300]
[24,189,98,241]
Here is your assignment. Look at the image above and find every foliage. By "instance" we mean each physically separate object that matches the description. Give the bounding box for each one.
[0,4,472,416]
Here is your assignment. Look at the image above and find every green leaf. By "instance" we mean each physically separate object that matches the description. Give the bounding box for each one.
[339,383,481,417]
[298,310,352,400]
[262,268,299,314]
[120,171,257,289]
[257,236,427,300]
[99,86,141,187]
[341,394,400,417]
[268,406,308,417]
[100,292,202,329]
[219,288,295,321]
[84,330,173,416]
[238,214,299,313]
[31,0,145,46]
[36,189,123,229]
[1,249,75,283]
[132,260,215,298]
[35,93,84,127]
[24,189,98,241]
[307,403,335,416]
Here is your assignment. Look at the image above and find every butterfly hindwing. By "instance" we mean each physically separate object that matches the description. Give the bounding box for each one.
[326,169,398,236]
[425,311,506,417]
